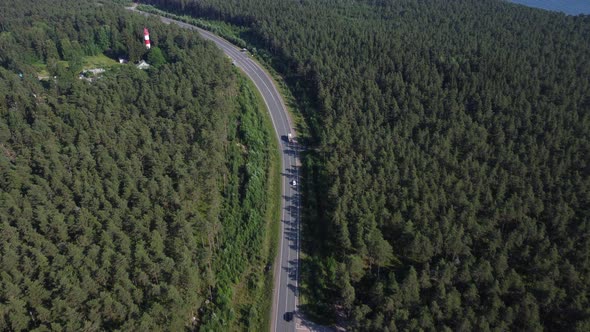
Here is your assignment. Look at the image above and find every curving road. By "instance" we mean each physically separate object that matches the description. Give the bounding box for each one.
[127,6,306,332]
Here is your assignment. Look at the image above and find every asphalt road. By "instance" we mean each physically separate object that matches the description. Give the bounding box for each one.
[127,6,303,332]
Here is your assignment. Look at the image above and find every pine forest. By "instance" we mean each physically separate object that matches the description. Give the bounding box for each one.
[143,0,590,330]
[0,0,277,330]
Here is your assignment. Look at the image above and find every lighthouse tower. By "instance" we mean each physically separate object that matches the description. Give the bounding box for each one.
[144,27,151,49]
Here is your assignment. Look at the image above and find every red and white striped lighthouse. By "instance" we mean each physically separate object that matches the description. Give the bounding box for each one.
[144,27,151,49]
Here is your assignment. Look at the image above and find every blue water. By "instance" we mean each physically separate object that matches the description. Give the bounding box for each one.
[508,0,590,15]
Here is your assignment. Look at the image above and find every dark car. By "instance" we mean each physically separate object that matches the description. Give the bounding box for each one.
[284,311,293,321]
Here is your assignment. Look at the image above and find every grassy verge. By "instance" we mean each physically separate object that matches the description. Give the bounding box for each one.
[227,75,282,331]
[198,73,281,331]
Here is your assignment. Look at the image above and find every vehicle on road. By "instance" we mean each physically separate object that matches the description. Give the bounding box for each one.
[283,132,298,145]
[284,312,293,321]
[291,180,297,186]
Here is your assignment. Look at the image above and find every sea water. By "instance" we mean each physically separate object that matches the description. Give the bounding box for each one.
[508,0,590,15]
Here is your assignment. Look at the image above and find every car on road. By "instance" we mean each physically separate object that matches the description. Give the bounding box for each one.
[284,312,293,321]
[291,180,297,186]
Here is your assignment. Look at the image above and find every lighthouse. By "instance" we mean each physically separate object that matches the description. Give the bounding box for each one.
[144,27,151,49]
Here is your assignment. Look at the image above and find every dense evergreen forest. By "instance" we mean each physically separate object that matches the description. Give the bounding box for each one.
[0,0,277,330]
[144,0,590,330]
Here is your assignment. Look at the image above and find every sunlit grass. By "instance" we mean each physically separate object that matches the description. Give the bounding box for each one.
[82,53,119,69]
[32,53,120,78]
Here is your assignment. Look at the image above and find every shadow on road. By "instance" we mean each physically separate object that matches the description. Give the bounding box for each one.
[282,193,301,203]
